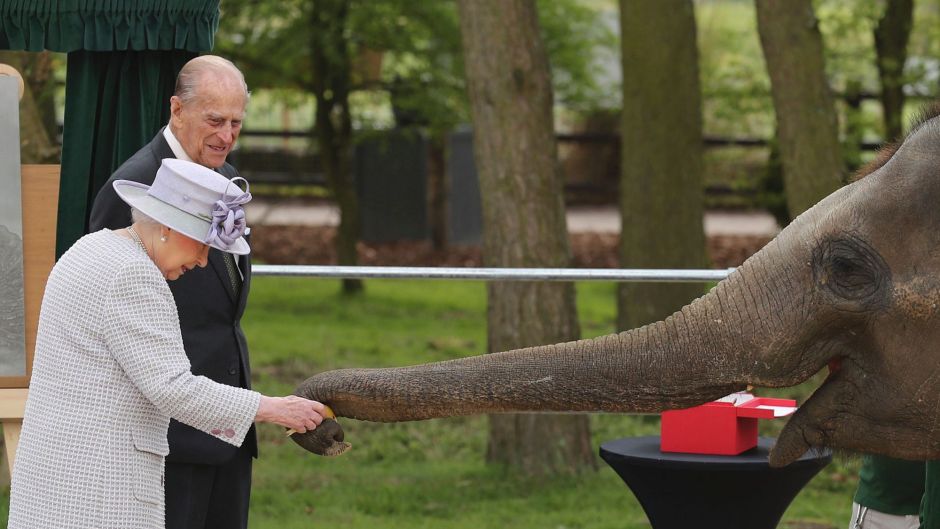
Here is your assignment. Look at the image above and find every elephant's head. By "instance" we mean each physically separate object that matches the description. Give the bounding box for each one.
[294,107,940,466]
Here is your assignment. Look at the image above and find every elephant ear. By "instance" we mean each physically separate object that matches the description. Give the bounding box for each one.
[290,419,350,456]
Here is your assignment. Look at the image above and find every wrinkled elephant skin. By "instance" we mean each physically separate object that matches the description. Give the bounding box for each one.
[294,109,940,467]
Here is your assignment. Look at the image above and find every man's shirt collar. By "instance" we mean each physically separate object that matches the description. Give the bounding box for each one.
[163,126,193,162]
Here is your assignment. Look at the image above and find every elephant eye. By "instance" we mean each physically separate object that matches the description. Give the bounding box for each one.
[831,256,867,287]
[813,236,889,305]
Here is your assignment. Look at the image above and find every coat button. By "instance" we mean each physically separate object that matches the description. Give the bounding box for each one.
[211,428,222,435]
[228,367,237,375]
[224,428,235,438]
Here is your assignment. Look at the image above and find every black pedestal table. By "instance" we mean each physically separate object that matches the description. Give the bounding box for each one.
[599,436,832,529]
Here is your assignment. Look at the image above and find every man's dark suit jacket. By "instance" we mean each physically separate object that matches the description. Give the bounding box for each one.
[88,131,257,464]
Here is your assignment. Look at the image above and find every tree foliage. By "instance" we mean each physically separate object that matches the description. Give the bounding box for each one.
[697,1,939,143]
[215,0,616,131]
[0,51,60,164]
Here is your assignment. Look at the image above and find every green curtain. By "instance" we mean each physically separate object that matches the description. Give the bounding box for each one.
[0,0,219,257]
[57,50,194,257]
[0,1,219,53]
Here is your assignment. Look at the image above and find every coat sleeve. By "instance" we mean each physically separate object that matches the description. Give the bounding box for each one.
[102,261,261,445]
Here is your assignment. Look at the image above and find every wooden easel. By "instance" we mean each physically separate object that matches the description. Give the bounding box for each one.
[0,165,59,474]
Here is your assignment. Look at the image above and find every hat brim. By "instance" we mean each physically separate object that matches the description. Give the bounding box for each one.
[113,181,250,255]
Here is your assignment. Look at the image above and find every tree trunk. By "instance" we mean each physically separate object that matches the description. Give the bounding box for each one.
[0,51,59,164]
[456,0,595,476]
[874,0,913,142]
[311,0,363,294]
[617,0,707,331]
[756,0,845,218]
[28,51,58,143]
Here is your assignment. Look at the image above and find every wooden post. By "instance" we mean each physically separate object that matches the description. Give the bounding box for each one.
[0,389,27,472]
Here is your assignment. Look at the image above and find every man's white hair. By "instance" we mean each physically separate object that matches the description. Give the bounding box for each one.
[174,55,250,105]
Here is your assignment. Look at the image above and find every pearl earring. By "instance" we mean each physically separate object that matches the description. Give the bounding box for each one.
[161,235,167,242]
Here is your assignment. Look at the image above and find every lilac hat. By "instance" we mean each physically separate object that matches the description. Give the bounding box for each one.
[112,158,252,255]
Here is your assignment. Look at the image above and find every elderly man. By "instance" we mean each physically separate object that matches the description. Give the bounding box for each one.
[89,55,255,529]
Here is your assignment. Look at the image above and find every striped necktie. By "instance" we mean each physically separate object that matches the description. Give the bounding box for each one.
[223,252,241,299]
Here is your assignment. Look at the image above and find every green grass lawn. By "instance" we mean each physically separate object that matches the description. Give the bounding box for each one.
[0,277,858,528]
[242,277,859,529]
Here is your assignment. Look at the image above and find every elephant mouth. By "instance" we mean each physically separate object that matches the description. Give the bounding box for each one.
[768,355,850,467]
[827,357,843,375]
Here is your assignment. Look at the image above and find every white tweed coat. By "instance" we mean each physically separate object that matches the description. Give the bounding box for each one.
[8,230,262,529]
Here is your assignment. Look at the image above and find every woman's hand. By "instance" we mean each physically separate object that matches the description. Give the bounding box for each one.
[255,395,328,433]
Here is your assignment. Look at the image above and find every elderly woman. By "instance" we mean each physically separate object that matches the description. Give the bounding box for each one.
[8,159,326,528]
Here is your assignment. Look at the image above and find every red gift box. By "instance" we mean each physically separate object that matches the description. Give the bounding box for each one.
[660,393,797,455]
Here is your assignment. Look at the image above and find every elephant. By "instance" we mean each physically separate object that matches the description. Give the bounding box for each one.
[292,105,940,468]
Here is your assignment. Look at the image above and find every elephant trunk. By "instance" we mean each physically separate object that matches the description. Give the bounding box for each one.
[292,239,823,457]
[296,247,804,419]
[299,323,745,422]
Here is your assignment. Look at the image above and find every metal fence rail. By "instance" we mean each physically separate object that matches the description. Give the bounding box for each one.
[252,265,735,283]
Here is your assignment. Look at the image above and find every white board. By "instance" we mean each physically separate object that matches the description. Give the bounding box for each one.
[0,76,26,377]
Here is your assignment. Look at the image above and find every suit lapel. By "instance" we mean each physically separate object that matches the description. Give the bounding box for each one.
[149,128,176,165]
[235,253,251,316]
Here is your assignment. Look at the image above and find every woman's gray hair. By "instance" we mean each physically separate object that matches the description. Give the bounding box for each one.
[174,55,250,105]
[130,208,161,227]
